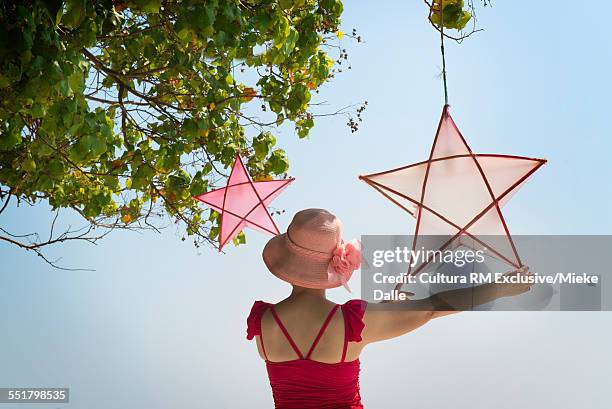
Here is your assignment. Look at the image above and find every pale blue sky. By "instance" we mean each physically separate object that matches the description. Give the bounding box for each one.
[1,1,611,408]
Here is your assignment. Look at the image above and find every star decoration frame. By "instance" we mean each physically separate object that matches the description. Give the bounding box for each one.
[194,153,294,251]
[360,105,546,286]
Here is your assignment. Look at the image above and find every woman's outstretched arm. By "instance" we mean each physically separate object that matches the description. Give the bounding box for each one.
[361,267,534,343]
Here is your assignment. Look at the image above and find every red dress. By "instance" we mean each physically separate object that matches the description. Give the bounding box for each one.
[247,300,368,409]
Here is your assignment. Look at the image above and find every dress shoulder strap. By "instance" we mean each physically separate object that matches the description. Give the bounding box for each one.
[269,306,305,359]
[305,304,340,359]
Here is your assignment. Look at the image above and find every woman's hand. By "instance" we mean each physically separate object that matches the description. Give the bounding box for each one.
[496,266,535,298]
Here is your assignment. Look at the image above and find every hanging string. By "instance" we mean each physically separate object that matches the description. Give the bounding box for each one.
[438,2,449,106]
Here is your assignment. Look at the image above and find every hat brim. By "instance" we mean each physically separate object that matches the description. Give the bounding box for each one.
[262,233,348,289]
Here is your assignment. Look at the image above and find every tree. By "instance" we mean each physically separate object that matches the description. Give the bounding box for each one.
[0,0,366,267]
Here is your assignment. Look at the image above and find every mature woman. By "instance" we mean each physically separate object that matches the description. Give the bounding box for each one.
[247,208,533,409]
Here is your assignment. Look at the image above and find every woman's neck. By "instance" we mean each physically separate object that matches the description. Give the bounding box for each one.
[290,286,327,300]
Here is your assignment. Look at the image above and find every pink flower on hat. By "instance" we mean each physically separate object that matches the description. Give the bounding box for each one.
[328,239,361,291]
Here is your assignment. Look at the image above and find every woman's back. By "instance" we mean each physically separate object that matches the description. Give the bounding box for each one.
[247,294,367,409]
[258,296,364,363]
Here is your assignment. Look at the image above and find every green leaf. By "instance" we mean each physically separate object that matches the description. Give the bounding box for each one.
[63,0,85,28]
[31,103,46,118]
[233,231,246,246]
[429,0,472,30]
[252,132,273,160]
[203,162,213,175]
[190,4,216,29]
[38,174,54,190]
[267,149,289,174]
[41,0,64,23]
[22,158,37,172]
[59,79,73,97]
[48,159,65,177]
[68,70,84,93]
[182,118,199,141]
[189,175,208,197]
[75,133,107,159]
[0,126,22,150]
[133,0,162,14]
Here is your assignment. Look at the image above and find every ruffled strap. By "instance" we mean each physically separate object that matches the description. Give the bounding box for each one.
[341,299,368,343]
[246,300,271,340]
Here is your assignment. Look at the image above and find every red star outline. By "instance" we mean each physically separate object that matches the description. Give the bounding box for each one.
[194,154,294,251]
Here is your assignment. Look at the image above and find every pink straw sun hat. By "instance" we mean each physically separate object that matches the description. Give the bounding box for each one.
[262,209,362,290]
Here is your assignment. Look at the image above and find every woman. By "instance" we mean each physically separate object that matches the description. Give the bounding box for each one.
[247,209,534,409]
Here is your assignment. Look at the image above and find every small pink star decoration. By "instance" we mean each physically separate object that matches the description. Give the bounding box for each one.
[194,153,294,251]
[360,105,546,282]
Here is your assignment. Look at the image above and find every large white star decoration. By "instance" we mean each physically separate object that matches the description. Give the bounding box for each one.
[360,105,546,285]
